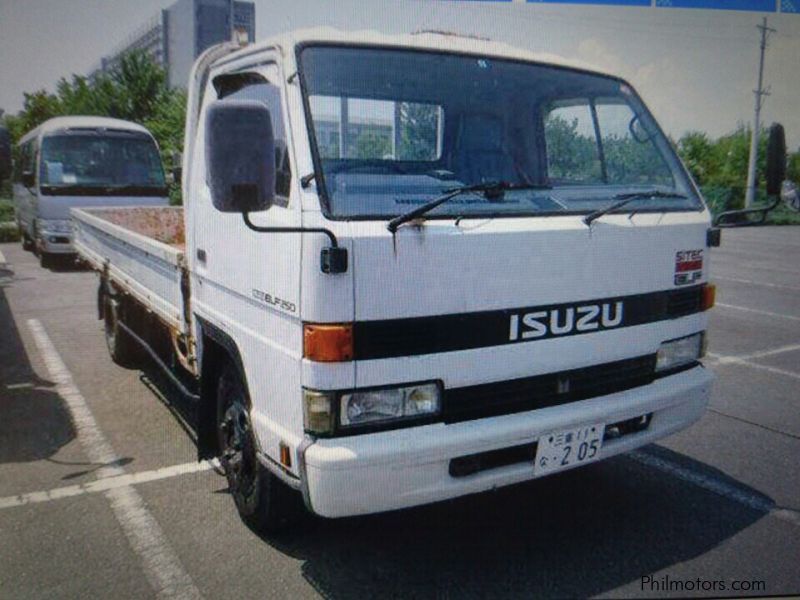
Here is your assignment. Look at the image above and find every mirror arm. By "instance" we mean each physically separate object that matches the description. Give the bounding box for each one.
[241,212,348,274]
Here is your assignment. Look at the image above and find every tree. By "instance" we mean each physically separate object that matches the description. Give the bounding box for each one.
[398,102,439,160]
[544,115,600,182]
[105,51,169,122]
[56,75,108,116]
[353,129,391,160]
[677,131,717,186]
[145,88,187,162]
[4,90,61,142]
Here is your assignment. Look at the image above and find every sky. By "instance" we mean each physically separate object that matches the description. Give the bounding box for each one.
[1,0,799,148]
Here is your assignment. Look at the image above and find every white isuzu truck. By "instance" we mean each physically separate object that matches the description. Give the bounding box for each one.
[72,28,717,531]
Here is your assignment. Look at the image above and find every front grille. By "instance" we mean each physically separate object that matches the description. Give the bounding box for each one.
[666,286,703,317]
[442,354,657,424]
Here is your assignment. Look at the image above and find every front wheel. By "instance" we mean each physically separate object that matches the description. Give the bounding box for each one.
[39,251,56,269]
[20,228,34,251]
[216,363,302,532]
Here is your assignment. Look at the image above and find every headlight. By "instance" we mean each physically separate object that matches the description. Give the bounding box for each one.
[341,383,440,427]
[303,382,441,435]
[656,332,705,372]
[38,219,72,233]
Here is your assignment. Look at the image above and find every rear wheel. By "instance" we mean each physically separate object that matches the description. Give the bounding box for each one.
[103,295,142,367]
[216,362,302,532]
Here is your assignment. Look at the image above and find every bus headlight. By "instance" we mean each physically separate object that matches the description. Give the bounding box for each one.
[656,332,705,373]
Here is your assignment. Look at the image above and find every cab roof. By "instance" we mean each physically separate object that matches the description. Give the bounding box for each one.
[19,116,152,146]
[220,26,610,79]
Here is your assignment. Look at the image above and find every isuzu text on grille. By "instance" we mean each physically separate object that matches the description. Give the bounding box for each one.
[509,302,624,341]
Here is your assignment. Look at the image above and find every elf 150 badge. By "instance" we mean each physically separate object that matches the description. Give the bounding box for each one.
[675,250,703,286]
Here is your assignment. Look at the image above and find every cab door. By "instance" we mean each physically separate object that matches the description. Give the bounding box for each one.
[189,59,305,462]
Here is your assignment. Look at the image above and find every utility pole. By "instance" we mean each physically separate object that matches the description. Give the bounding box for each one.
[744,17,776,208]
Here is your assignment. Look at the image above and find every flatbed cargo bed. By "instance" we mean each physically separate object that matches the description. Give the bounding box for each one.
[72,206,188,332]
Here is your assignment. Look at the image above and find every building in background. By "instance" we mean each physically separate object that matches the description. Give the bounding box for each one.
[90,0,255,88]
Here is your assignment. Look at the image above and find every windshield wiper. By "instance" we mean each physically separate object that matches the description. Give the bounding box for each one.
[387,181,551,233]
[583,190,688,226]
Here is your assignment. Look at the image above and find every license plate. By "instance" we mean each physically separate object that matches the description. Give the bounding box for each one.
[533,423,604,477]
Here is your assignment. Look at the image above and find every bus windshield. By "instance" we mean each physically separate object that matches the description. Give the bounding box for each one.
[39,131,166,193]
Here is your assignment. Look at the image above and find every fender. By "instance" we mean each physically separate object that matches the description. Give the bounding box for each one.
[196,315,251,460]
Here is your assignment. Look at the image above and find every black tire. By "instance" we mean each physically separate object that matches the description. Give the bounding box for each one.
[216,362,302,532]
[21,230,34,252]
[104,295,142,367]
[39,252,55,269]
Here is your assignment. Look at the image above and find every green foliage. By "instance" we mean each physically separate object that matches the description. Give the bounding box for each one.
[0,222,20,243]
[0,198,14,221]
[544,115,600,182]
[788,152,800,184]
[4,90,62,142]
[677,125,773,211]
[766,202,800,225]
[146,89,187,155]
[353,129,392,160]
[603,135,672,186]
[0,180,11,201]
[398,102,439,161]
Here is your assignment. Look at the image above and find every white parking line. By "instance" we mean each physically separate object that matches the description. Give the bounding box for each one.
[715,275,800,292]
[631,450,800,527]
[5,382,34,390]
[707,351,800,381]
[0,461,216,510]
[0,249,6,265]
[27,319,201,600]
[716,302,800,323]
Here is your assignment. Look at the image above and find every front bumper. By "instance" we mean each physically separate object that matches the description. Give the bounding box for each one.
[302,365,713,518]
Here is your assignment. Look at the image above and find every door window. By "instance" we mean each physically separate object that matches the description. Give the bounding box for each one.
[218,73,292,205]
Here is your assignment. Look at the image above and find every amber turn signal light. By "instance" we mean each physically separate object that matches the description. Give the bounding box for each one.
[279,442,292,468]
[303,323,354,362]
[701,284,716,311]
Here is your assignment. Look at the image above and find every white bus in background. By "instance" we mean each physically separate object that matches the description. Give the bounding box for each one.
[13,116,169,267]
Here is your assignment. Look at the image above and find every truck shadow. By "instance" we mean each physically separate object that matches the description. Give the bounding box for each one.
[261,446,768,598]
[38,254,90,273]
[0,262,76,463]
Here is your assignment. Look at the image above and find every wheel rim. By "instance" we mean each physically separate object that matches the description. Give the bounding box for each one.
[219,382,258,502]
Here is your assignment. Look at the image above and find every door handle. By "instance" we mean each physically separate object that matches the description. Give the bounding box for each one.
[196,248,207,263]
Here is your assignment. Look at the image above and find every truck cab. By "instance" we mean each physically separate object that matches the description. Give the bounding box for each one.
[76,28,715,531]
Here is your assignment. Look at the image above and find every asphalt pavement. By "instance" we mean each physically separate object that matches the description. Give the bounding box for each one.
[0,227,799,599]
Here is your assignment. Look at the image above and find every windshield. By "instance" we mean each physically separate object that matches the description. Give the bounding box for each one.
[39,131,166,192]
[300,46,702,219]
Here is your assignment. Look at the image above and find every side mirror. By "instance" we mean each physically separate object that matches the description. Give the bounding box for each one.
[765,123,786,197]
[0,127,11,181]
[205,99,275,213]
[629,115,654,144]
[22,170,35,188]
